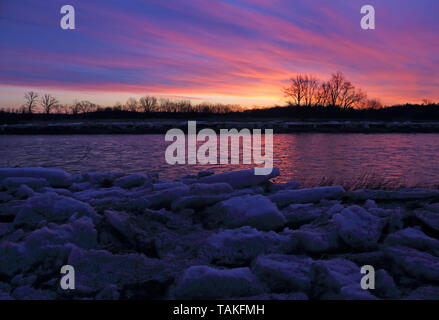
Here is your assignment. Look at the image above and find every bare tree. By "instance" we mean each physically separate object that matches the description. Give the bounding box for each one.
[304,75,319,107]
[315,81,331,106]
[324,71,367,108]
[23,91,39,113]
[284,75,306,106]
[422,99,434,105]
[54,104,69,114]
[125,98,138,112]
[139,96,158,112]
[366,99,383,109]
[328,71,346,106]
[284,75,322,106]
[40,94,59,114]
[283,71,375,109]
[113,102,123,111]
[69,101,81,114]
[339,82,367,109]
[77,100,96,113]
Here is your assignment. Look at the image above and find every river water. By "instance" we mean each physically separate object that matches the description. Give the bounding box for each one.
[1,133,439,187]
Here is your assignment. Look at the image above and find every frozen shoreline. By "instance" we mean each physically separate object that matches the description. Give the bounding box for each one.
[3,120,439,134]
[1,167,439,300]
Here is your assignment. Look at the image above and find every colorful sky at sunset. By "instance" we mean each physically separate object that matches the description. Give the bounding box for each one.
[0,0,438,109]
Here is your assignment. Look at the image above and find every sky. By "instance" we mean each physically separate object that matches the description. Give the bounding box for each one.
[0,0,438,109]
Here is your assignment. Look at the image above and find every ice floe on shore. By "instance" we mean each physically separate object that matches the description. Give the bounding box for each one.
[1,167,439,300]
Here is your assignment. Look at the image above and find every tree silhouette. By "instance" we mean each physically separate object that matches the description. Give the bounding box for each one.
[366,99,383,109]
[284,74,319,106]
[284,71,368,109]
[328,71,345,106]
[23,91,39,113]
[139,96,157,112]
[40,94,59,114]
[125,98,138,112]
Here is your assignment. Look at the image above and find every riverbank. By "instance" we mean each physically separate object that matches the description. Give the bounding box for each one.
[1,167,439,300]
[3,120,439,134]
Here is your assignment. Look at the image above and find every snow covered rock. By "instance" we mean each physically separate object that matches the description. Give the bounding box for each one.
[69,182,94,192]
[200,227,293,266]
[385,228,439,257]
[291,222,341,254]
[199,168,280,189]
[341,251,387,270]
[67,247,168,294]
[0,291,12,300]
[170,182,233,210]
[104,210,155,255]
[81,172,122,187]
[311,258,363,298]
[0,167,73,188]
[24,216,97,251]
[153,182,186,191]
[231,186,265,197]
[0,222,11,238]
[73,187,128,202]
[206,195,286,231]
[269,186,345,207]
[375,269,400,299]
[96,284,120,300]
[197,170,214,178]
[405,286,439,300]
[424,203,439,212]
[114,174,150,189]
[269,180,301,193]
[0,192,12,203]
[190,183,233,195]
[333,205,386,250]
[384,246,439,282]
[172,194,231,211]
[364,199,378,210]
[41,187,73,197]
[13,184,34,200]
[172,266,265,299]
[388,208,406,233]
[347,189,439,201]
[330,283,377,300]
[252,254,313,293]
[11,285,56,300]
[0,201,23,221]
[147,185,190,209]
[0,241,33,277]
[14,193,100,229]
[74,187,151,213]
[282,204,330,228]
[414,209,439,231]
[0,177,48,191]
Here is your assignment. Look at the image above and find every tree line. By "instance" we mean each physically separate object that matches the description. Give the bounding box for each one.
[283,71,382,109]
[7,92,240,115]
[1,70,437,116]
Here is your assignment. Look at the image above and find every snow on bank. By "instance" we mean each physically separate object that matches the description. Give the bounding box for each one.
[3,120,439,134]
[0,167,439,300]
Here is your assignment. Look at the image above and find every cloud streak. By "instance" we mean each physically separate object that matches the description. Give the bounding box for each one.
[0,0,438,107]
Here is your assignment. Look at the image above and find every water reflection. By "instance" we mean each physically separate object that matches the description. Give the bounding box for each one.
[1,133,439,187]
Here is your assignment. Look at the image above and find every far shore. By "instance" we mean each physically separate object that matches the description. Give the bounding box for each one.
[3,119,439,134]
